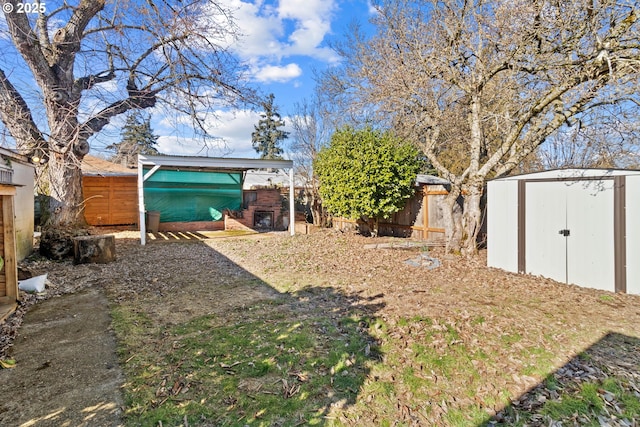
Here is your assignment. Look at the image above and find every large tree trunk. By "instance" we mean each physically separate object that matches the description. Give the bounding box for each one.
[442,186,462,253]
[461,178,485,256]
[457,95,485,256]
[47,151,86,228]
[43,83,89,227]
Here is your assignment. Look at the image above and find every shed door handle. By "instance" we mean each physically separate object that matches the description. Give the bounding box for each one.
[558,229,570,237]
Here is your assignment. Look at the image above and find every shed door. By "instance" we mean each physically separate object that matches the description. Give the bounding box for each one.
[525,180,615,291]
[525,182,568,283]
[565,180,614,291]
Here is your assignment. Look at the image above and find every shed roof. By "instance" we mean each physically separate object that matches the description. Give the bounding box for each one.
[82,155,137,176]
[491,168,640,181]
[416,174,450,185]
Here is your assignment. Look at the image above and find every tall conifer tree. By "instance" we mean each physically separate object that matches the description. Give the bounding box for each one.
[251,94,288,160]
[108,112,159,167]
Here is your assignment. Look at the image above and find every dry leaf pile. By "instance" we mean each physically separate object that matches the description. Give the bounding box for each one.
[210,230,640,425]
[3,228,640,425]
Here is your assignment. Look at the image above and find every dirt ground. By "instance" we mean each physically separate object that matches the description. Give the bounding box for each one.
[0,287,124,426]
[1,229,639,426]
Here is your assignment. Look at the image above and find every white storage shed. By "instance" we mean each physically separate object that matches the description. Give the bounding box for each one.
[487,169,640,295]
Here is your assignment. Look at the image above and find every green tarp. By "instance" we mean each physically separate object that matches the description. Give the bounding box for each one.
[143,169,242,222]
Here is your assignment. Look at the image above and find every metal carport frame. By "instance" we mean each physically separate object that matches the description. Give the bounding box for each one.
[137,154,295,245]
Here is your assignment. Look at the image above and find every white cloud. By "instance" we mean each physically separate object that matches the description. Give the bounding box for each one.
[219,0,284,58]
[253,63,302,83]
[155,109,262,158]
[156,135,233,157]
[367,0,379,15]
[154,107,296,159]
[216,0,340,82]
[206,109,260,155]
[277,0,338,59]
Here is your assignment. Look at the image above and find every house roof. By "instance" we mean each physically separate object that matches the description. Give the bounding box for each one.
[491,168,640,181]
[0,147,33,167]
[82,155,137,176]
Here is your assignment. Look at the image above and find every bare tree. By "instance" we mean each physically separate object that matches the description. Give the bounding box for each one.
[289,97,330,226]
[533,105,640,170]
[0,0,254,227]
[319,0,640,254]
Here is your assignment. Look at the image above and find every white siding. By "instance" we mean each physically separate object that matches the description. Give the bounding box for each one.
[487,180,519,272]
[524,180,615,291]
[627,176,640,295]
[12,161,35,261]
[489,169,640,294]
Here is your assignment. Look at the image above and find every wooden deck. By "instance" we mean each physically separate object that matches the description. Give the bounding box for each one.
[145,229,259,242]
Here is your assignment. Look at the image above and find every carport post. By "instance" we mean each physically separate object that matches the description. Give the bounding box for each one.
[138,160,161,245]
[138,162,146,245]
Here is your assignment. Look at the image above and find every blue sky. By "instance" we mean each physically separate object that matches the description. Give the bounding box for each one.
[143,0,376,159]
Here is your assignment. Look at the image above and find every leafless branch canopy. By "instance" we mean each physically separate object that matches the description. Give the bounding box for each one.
[321,0,640,181]
[0,0,256,226]
[0,0,254,157]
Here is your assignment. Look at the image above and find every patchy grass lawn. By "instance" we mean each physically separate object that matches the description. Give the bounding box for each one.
[104,231,639,426]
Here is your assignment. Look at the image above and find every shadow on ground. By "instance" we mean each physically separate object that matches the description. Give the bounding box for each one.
[486,332,640,426]
[104,237,386,426]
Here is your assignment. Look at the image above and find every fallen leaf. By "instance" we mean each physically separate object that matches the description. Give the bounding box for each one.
[0,359,16,369]
[220,361,241,369]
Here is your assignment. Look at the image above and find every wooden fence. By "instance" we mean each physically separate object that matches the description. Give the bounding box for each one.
[333,183,458,243]
[82,176,139,226]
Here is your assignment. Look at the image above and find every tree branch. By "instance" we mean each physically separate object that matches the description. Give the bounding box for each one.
[0,68,47,153]
[52,0,106,69]
[73,70,116,94]
[3,1,53,80]
[79,90,160,140]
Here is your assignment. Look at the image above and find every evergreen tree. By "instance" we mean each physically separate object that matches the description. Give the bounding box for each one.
[108,112,159,167]
[251,94,288,159]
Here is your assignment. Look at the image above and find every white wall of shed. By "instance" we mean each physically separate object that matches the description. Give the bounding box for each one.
[626,176,640,295]
[525,180,615,292]
[12,162,35,260]
[487,180,519,272]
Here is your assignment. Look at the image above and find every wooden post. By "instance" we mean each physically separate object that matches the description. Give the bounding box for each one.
[2,194,18,302]
[423,186,429,240]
